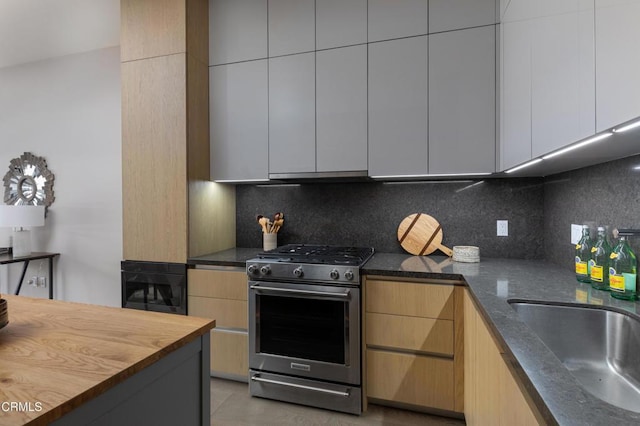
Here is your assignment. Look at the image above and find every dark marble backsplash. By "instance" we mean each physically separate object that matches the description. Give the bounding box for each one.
[236,178,545,259]
[544,154,640,270]
[235,153,640,269]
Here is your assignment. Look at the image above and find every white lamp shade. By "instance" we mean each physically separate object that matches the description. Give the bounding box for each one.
[0,205,45,228]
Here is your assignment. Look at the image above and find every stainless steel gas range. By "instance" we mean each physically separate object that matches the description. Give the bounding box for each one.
[246,244,375,415]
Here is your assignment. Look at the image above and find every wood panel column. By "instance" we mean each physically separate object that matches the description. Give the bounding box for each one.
[121,0,235,263]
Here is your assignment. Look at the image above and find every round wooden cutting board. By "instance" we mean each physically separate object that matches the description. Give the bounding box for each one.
[397,213,453,257]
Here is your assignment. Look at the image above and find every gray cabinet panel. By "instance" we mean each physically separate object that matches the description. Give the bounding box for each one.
[269,53,316,174]
[595,0,640,131]
[268,0,315,56]
[209,0,268,65]
[210,60,268,181]
[531,10,595,158]
[368,0,428,42]
[501,20,532,171]
[316,0,367,50]
[369,37,428,177]
[317,45,368,172]
[429,26,495,174]
[429,0,497,34]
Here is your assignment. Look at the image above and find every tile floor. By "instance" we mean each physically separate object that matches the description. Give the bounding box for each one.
[210,378,466,425]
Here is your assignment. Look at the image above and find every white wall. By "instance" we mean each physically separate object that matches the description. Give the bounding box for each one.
[0,46,122,306]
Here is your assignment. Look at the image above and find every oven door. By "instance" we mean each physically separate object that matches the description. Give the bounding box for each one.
[249,280,360,385]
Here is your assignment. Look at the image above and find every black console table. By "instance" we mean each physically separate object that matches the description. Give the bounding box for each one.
[0,252,60,299]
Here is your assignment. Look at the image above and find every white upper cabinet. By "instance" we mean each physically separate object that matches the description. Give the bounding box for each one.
[531,8,595,157]
[316,0,367,50]
[429,26,496,174]
[501,20,533,171]
[595,0,640,131]
[209,0,267,65]
[210,60,268,181]
[268,0,315,57]
[368,0,428,42]
[316,45,368,173]
[500,0,597,171]
[268,53,316,174]
[368,37,428,177]
[429,0,497,34]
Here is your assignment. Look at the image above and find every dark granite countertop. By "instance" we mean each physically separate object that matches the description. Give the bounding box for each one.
[365,253,640,426]
[188,247,262,267]
[190,249,640,425]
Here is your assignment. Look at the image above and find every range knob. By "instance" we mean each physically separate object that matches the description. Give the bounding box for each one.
[344,270,355,281]
[330,269,340,280]
[293,267,304,278]
[260,265,271,275]
[247,264,259,275]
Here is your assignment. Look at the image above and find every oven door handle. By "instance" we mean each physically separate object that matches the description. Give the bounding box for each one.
[249,285,350,299]
[250,375,350,397]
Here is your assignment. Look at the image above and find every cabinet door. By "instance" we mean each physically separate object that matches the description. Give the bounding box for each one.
[464,290,541,425]
[210,329,249,380]
[429,0,497,34]
[429,26,496,174]
[210,60,268,181]
[268,0,315,57]
[269,53,316,174]
[368,36,428,177]
[209,0,268,65]
[368,0,428,42]
[531,9,595,158]
[316,0,367,50]
[595,0,640,131]
[501,20,533,171]
[366,349,455,411]
[316,45,367,172]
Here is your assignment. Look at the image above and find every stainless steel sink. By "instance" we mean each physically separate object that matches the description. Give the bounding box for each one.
[509,300,640,412]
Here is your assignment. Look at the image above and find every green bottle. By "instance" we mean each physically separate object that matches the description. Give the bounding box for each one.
[589,227,612,291]
[609,236,638,301]
[575,225,592,283]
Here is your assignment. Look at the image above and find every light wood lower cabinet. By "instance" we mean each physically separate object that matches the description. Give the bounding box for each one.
[188,267,248,381]
[364,277,463,414]
[366,349,455,411]
[463,289,543,425]
[211,329,249,378]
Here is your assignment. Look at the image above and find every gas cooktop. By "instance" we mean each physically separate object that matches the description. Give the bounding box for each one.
[257,244,375,267]
[248,244,375,285]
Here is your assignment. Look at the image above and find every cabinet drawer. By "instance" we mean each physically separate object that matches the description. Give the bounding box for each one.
[365,279,454,320]
[188,269,247,300]
[366,312,454,356]
[366,349,454,411]
[211,329,248,378]
[188,296,248,329]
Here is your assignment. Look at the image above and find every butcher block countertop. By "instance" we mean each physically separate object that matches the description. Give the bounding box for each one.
[0,295,215,426]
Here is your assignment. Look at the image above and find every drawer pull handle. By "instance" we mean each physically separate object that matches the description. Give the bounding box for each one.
[251,375,350,397]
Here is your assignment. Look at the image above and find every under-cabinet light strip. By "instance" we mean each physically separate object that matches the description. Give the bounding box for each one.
[505,158,543,174]
[542,133,613,160]
[371,172,492,179]
[613,119,640,133]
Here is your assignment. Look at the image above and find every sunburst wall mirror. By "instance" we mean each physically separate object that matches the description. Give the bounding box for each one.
[3,152,55,210]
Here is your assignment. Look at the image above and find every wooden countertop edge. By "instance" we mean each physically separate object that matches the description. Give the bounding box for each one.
[1,295,215,426]
[34,319,215,426]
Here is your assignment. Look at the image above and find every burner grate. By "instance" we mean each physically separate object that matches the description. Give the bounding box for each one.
[258,244,374,266]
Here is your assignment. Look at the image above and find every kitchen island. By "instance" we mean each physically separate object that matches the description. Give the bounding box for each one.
[0,295,214,426]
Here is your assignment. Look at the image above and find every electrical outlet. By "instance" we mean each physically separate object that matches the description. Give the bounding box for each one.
[497,220,509,236]
[28,277,37,286]
[37,277,47,288]
[571,224,582,245]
